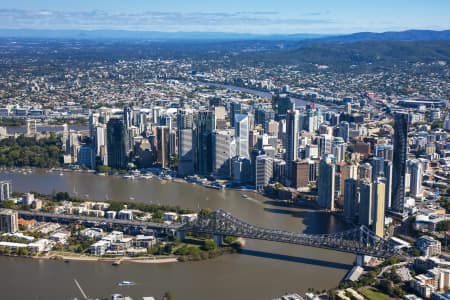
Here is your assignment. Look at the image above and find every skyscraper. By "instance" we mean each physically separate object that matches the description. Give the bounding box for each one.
[286,110,299,178]
[212,130,235,178]
[178,129,194,176]
[255,155,273,191]
[235,114,249,158]
[391,112,409,214]
[318,154,336,210]
[410,160,424,198]
[272,94,292,120]
[156,126,170,169]
[177,109,194,176]
[194,110,215,175]
[358,180,373,227]
[384,160,393,209]
[255,107,275,133]
[339,121,350,143]
[344,178,358,219]
[372,178,386,238]
[106,118,128,169]
[229,101,241,128]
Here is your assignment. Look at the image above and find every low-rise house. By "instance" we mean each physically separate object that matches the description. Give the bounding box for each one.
[126,248,147,256]
[118,210,133,220]
[28,239,52,254]
[179,213,198,223]
[163,212,178,222]
[49,232,70,244]
[134,235,155,248]
[89,240,110,256]
[80,228,104,240]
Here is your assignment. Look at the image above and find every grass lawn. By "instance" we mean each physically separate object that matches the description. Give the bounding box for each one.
[358,287,391,300]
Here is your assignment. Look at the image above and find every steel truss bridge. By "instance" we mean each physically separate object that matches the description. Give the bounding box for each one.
[181,209,399,258]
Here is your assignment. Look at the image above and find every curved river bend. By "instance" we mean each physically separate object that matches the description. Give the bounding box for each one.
[0,170,354,300]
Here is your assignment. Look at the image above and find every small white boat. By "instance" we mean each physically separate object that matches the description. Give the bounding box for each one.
[118,281,136,286]
[59,172,64,176]
[241,194,249,199]
[122,175,135,180]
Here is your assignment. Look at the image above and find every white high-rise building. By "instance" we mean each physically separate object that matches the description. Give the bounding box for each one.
[410,160,424,198]
[286,110,299,177]
[212,130,235,178]
[235,114,249,159]
[0,181,11,201]
[255,155,273,191]
[178,129,194,176]
[318,154,336,210]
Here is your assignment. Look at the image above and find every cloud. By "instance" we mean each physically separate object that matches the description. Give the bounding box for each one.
[0,9,334,33]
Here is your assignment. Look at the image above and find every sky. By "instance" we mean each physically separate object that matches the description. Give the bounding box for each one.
[0,0,449,34]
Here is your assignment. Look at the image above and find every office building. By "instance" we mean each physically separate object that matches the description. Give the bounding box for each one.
[358,180,373,227]
[193,111,215,175]
[339,121,350,142]
[410,160,424,198]
[384,160,393,209]
[156,126,170,169]
[255,107,275,133]
[178,129,194,176]
[212,130,235,178]
[272,94,292,120]
[235,114,249,158]
[318,154,336,210]
[292,160,317,189]
[255,155,273,191]
[106,118,128,169]
[372,178,386,238]
[229,101,241,128]
[344,178,358,219]
[285,110,299,178]
[392,112,409,214]
[317,134,332,157]
[232,157,251,185]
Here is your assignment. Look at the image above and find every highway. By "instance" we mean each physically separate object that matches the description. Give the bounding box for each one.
[18,210,181,231]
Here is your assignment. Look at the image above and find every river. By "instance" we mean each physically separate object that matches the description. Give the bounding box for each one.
[0,169,354,300]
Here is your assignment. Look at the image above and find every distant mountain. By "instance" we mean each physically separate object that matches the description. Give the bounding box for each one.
[0,29,328,41]
[303,29,450,45]
[253,40,450,71]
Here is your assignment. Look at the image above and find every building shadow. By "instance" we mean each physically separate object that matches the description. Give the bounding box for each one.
[263,206,352,235]
[239,248,353,270]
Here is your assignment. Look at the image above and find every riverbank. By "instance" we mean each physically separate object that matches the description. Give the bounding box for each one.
[43,252,179,264]
[0,168,354,300]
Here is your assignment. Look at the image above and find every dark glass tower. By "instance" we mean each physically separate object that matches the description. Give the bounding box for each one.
[229,101,241,128]
[107,118,128,169]
[194,111,215,175]
[391,112,409,214]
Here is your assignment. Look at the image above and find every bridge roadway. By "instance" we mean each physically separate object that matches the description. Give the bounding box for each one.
[181,209,399,258]
[18,209,398,258]
[18,210,181,231]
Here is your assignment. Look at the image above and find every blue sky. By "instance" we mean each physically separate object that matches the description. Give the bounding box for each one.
[0,0,449,34]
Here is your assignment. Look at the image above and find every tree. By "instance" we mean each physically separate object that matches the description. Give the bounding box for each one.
[17,247,29,256]
[203,239,217,251]
[198,208,213,217]
[436,220,450,232]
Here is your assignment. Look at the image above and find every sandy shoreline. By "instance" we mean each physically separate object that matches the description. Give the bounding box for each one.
[35,253,179,264]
